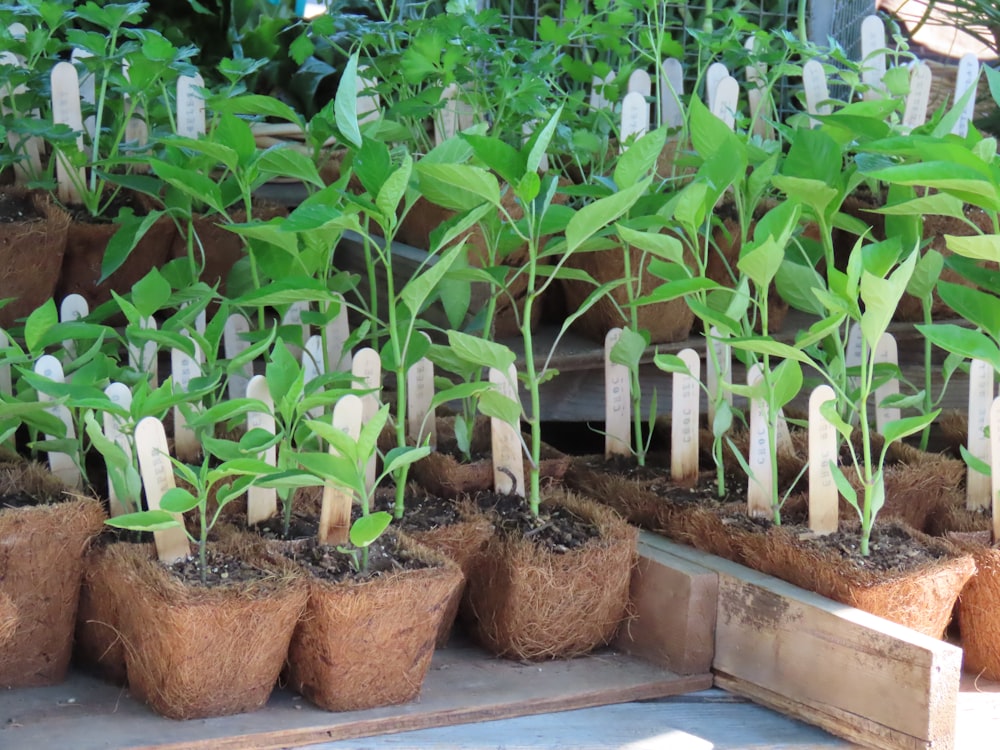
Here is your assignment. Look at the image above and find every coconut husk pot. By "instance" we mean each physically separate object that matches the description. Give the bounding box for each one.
[0,460,105,687]
[0,591,16,647]
[284,531,464,712]
[461,488,637,660]
[956,543,1000,680]
[103,537,308,719]
[57,192,176,309]
[0,187,70,328]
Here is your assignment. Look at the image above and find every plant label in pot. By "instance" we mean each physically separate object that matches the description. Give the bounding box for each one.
[134,416,190,562]
[604,328,631,458]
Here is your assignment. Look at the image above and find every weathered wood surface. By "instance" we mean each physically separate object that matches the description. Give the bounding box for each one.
[1,643,709,750]
[643,533,964,750]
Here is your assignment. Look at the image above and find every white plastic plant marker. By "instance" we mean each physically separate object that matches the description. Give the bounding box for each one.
[325,293,353,372]
[60,293,89,362]
[122,59,148,169]
[671,348,701,486]
[50,61,85,206]
[0,51,43,182]
[660,59,684,130]
[990,397,1000,543]
[176,73,206,138]
[434,83,475,144]
[967,358,994,510]
[103,382,133,517]
[620,90,648,152]
[357,65,380,125]
[860,15,887,101]
[705,62,729,112]
[407,333,436,448]
[245,375,277,526]
[952,53,980,137]
[902,62,932,130]
[802,59,831,126]
[711,76,740,130]
[744,36,772,140]
[490,365,524,497]
[775,408,794,456]
[128,315,158,387]
[873,332,900,434]
[34,355,81,489]
[319,394,363,546]
[7,22,27,44]
[746,364,773,518]
[70,48,96,140]
[0,329,10,398]
[604,328,631,459]
[302,334,325,418]
[170,336,201,463]
[808,385,839,535]
[352,347,381,495]
[134,416,190,562]
[627,68,652,98]
[706,327,732,424]
[282,300,310,357]
[223,313,253,401]
[589,70,616,112]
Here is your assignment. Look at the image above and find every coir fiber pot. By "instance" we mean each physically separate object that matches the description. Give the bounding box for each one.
[0,591,16,647]
[0,459,105,687]
[461,488,637,660]
[0,187,70,328]
[284,531,464,712]
[103,537,308,719]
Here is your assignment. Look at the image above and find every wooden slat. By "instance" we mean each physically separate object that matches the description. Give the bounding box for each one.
[641,533,962,750]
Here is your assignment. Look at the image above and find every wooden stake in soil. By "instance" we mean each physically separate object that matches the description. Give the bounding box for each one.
[746,364,772,518]
[620,91,649,150]
[103,381,133,518]
[127,315,158,387]
[34,355,81,489]
[135,416,190,562]
[246,375,277,526]
[604,328,631,459]
[325,292,352,372]
[990,397,1000,542]
[223,313,253,401]
[706,326,732,425]
[319,394,363,545]
[660,59,684,129]
[407,333,436,448]
[808,385,838,535]
[176,74,206,138]
[490,365,525,497]
[967,358,994,510]
[952,53,980,137]
[170,334,201,463]
[873,332,900,435]
[351,347,381,496]
[711,77,740,130]
[705,62,729,113]
[671,349,701,486]
[903,62,932,130]
[860,15,887,101]
[50,61,85,206]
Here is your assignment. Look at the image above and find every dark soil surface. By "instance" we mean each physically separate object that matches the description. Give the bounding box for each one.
[284,531,430,584]
[372,487,463,533]
[0,190,39,223]
[251,512,319,541]
[0,491,40,510]
[66,189,146,224]
[165,550,272,587]
[472,490,599,553]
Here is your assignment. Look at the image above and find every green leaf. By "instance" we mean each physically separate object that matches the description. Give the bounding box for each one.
[447,330,516,373]
[609,327,647,370]
[829,464,859,511]
[349,511,392,548]
[479,389,522,425]
[131,268,172,319]
[399,241,463,316]
[614,126,667,188]
[375,153,413,223]
[907,250,944,300]
[961,444,991,477]
[917,323,1000,371]
[566,180,650,254]
[820,399,854,441]
[335,53,362,148]
[938,281,1000,340]
[946,234,1000,263]
[105,509,181,532]
[383,445,432,476]
[881,411,940,448]
[415,163,501,211]
[158,487,199,514]
[737,237,783,289]
[771,360,803,411]
[771,175,839,217]
[101,209,165,283]
[524,107,561,176]
[615,223,684,263]
[24,299,58,354]
[774,261,826,315]
[258,147,325,188]
[653,353,693,376]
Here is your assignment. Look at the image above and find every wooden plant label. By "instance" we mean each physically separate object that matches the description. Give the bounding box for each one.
[620,90,648,149]
[706,326,732,424]
[589,71,616,112]
[170,336,201,463]
[407,333,436,448]
[59,293,88,365]
[50,61,85,206]
[325,293,353,372]
[903,62,932,130]
[245,374,277,526]
[873,332,900,434]
[176,74,206,138]
[135,416,190,562]
[712,76,739,130]
[671,348,701,486]
[627,68,652,98]
[282,300,310,356]
[802,59,831,123]
[223,313,252,401]
[103,382,133,517]
[746,364,772,518]
[744,36,772,140]
[490,365,525,497]
[967,358,994,510]
[352,347,381,494]
[860,15,887,100]
[0,329,10,398]
[34,355,81,489]
[319,394,362,545]
[0,51,43,182]
[845,321,863,408]
[953,53,980,137]
[121,60,148,170]
[990,397,1000,543]
[660,59,684,129]
[775,408,794,457]
[705,62,729,113]
[70,48,96,140]
[128,315,158,387]
[808,385,839,535]
[357,65,380,125]
[604,328,631,458]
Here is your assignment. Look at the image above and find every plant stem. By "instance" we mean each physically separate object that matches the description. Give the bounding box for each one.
[919,297,933,451]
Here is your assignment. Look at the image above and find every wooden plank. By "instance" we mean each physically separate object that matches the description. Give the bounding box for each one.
[615,539,718,675]
[1,644,711,750]
[641,533,962,750]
